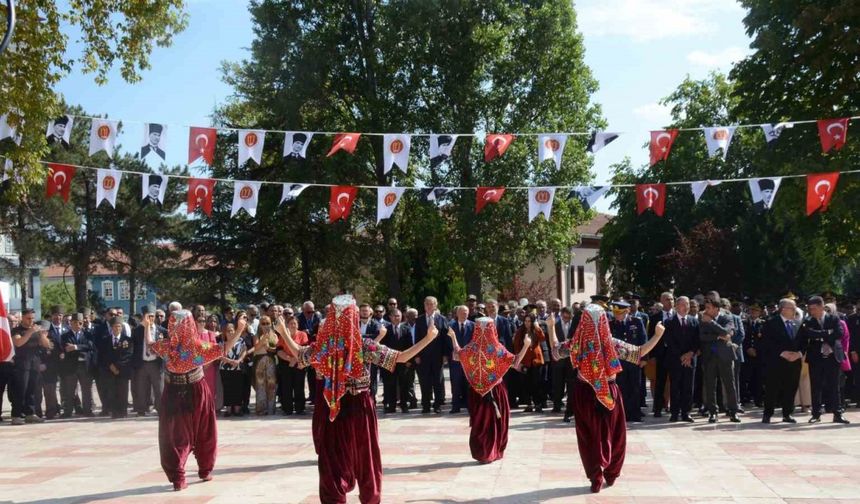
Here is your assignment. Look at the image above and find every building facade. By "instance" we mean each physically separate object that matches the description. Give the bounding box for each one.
[0,234,43,317]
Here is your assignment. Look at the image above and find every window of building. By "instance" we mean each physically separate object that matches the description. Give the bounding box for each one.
[569,265,576,292]
[135,284,148,300]
[102,281,114,300]
[118,280,130,301]
[577,266,585,293]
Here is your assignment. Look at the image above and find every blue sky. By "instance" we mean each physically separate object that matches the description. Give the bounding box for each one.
[56,0,754,213]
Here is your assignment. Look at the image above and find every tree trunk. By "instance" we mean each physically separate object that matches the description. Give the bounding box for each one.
[128,268,137,316]
[299,240,312,301]
[73,268,88,310]
[76,171,96,308]
[15,208,28,311]
[465,268,482,302]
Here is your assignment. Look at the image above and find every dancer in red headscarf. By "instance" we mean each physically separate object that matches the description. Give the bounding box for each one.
[278,295,440,504]
[547,296,665,493]
[150,307,224,491]
[446,317,530,464]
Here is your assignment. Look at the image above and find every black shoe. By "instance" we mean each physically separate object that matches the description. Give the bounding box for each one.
[449,408,461,414]
[524,406,534,413]
[421,407,431,414]
[551,407,561,414]
[61,412,73,419]
[563,415,572,423]
[762,415,771,424]
[681,415,695,423]
[433,407,442,414]
[400,406,409,413]
[808,416,821,424]
[782,416,797,424]
[82,411,95,418]
[736,407,746,414]
[669,415,679,422]
[708,413,717,423]
[833,415,851,424]
[136,412,146,417]
[729,413,741,423]
[653,411,662,418]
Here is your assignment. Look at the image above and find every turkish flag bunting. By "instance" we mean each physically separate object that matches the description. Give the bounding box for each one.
[327,133,361,157]
[484,134,514,162]
[636,183,666,216]
[649,129,679,166]
[817,118,849,153]
[476,186,505,214]
[46,163,75,202]
[329,185,358,223]
[806,172,839,215]
[188,178,217,216]
[189,127,217,165]
[0,287,14,362]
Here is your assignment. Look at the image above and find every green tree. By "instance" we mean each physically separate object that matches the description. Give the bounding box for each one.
[40,280,76,314]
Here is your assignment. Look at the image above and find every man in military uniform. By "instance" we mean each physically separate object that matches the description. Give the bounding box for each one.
[609,300,646,422]
[741,303,765,407]
[59,313,95,418]
[799,296,849,424]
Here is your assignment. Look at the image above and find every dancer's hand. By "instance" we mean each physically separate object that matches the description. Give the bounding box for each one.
[427,321,438,340]
[523,334,532,348]
[447,327,456,339]
[653,321,665,338]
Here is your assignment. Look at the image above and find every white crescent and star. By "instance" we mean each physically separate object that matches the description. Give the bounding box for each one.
[643,187,659,204]
[53,171,67,186]
[814,180,831,201]
[195,134,209,150]
[826,122,844,140]
[655,132,672,152]
[493,136,507,148]
[483,190,498,201]
[337,192,351,209]
[194,184,209,201]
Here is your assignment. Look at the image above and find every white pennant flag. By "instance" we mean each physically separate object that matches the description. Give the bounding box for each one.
[690,180,722,203]
[383,134,411,174]
[586,131,619,153]
[45,115,74,148]
[749,177,782,212]
[429,134,457,168]
[377,187,406,223]
[537,134,567,169]
[283,132,313,160]
[231,181,262,217]
[141,123,167,162]
[760,122,793,145]
[703,126,736,160]
[96,168,122,208]
[0,113,22,145]
[528,187,556,222]
[141,173,168,207]
[239,130,265,165]
[281,183,309,204]
[567,185,610,211]
[89,119,119,158]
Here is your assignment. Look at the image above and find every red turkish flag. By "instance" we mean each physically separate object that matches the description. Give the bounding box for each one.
[46,163,75,202]
[327,133,361,157]
[649,129,679,167]
[806,172,839,215]
[636,183,666,216]
[189,127,217,165]
[476,186,505,214]
[817,118,849,153]
[187,178,217,216]
[0,288,13,363]
[484,134,514,162]
[329,186,358,222]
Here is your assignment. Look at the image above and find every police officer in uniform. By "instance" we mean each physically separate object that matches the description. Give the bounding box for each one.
[741,303,765,406]
[608,300,646,422]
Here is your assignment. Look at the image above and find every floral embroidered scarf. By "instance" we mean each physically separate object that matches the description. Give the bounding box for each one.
[569,303,623,410]
[459,317,515,396]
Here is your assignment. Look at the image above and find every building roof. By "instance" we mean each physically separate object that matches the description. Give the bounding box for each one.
[575,212,611,238]
[43,247,204,280]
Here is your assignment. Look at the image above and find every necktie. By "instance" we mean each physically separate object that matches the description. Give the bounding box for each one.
[681,317,686,328]
[785,321,794,340]
[460,323,464,337]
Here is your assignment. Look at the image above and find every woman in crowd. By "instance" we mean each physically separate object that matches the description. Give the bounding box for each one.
[447,317,530,464]
[195,314,220,400]
[276,316,309,415]
[235,310,255,415]
[219,323,247,417]
[252,315,278,415]
[513,313,546,413]
[825,303,851,410]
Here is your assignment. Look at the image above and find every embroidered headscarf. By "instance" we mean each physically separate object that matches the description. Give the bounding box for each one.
[151,310,222,374]
[307,295,364,421]
[459,317,515,396]
[569,303,623,410]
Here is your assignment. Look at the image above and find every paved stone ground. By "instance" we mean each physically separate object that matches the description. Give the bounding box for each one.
[2,397,860,503]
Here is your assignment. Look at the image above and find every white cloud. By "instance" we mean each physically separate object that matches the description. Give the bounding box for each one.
[633,102,673,125]
[577,0,742,42]
[686,46,751,69]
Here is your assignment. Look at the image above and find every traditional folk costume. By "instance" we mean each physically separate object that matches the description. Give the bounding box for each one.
[293,295,400,504]
[151,311,222,491]
[453,317,517,464]
[554,302,646,493]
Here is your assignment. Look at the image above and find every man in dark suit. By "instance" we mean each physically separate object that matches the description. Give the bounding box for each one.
[379,308,403,413]
[648,292,674,417]
[665,296,699,422]
[59,312,95,418]
[296,301,321,402]
[95,316,134,418]
[358,303,388,403]
[799,295,849,424]
[724,299,746,413]
[699,296,741,423]
[447,306,473,413]
[847,298,860,408]
[394,308,419,412]
[550,307,575,418]
[415,296,448,414]
[131,305,165,416]
[609,301,647,423]
[36,305,66,419]
[741,303,765,406]
[759,298,804,423]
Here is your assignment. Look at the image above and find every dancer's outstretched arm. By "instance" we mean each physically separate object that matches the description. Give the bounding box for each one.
[513,333,531,369]
[447,327,460,361]
[638,322,665,358]
[396,322,438,363]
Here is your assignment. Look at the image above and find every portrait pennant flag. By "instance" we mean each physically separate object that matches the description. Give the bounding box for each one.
[141,123,167,162]
[421,187,454,202]
[45,115,74,148]
[280,183,309,205]
[817,118,849,153]
[476,186,505,213]
[690,180,721,204]
[586,131,619,154]
[806,172,839,215]
[0,113,21,144]
[231,180,262,217]
[188,126,217,165]
[329,186,358,222]
[703,126,736,160]
[649,129,678,166]
[636,183,666,216]
[484,134,513,162]
[748,177,782,213]
[537,134,567,169]
[760,122,793,145]
[188,178,217,216]
[528,187,556,222]
[141,173,168,207]
[377,187,406,223]
[327,133,361,157]
[567,185,610,211]
[89,119,119,158]
[383,134,411,174]
[238,129,265,166]
[283,132,313,160]
[46,163,75,202]
[429,135,457,168]
[96,168,122,208]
